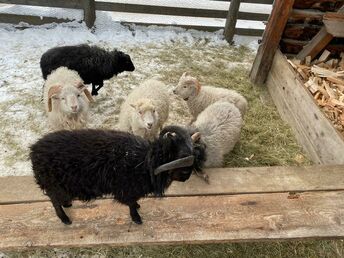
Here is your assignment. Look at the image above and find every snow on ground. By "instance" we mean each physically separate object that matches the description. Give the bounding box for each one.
[0,4,263,176]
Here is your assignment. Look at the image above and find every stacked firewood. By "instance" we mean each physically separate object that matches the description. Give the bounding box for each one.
[288,50,344,135]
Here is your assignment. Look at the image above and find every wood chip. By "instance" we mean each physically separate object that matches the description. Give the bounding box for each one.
[318,49,331,63]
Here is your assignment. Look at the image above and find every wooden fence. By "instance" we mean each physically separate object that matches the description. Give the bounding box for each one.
[0,0,273,41]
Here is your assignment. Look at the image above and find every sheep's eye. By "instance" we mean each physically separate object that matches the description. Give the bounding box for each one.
[77,94,81,97]
[61,97,65,100]
[183,86,187,88]
[153,110,156,113]
[139,111,143,115]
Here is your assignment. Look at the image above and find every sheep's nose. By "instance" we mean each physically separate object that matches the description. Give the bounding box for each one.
[147,123,153,129]
[71,105,78,112]
[173,89,176,94]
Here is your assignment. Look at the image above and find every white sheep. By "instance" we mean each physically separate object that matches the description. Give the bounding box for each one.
[43,67,94,130]
[191,101,243,182]
[118,79,169,140]
[173,72,248,123]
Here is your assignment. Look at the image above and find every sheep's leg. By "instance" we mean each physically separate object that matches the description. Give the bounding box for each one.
[91,83,98,96]
[129,202,142,224]
[135,202,140,209]
[194,170,210,184]
[51,198,72,225]
[62,200,72,208]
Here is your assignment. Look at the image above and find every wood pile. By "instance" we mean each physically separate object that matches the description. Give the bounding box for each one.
[288,50,344,136]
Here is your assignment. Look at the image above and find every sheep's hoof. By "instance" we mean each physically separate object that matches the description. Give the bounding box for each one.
[61,218,72,225]
[194,171,210,184]
[133,218,142,225]
[91,90,98,96]
[135,203,140,209]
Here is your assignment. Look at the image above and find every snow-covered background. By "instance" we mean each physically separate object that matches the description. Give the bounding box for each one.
[0,2,270,176]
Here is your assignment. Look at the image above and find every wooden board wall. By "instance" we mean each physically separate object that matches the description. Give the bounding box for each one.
[266,49,344,164]
[280,0,344,56]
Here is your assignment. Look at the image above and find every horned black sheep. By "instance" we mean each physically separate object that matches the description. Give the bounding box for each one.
[30,126,205,225]
[40,44,135,96]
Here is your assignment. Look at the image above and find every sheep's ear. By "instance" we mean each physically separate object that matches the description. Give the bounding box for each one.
[191,132,201,143]
[47,85,62,112]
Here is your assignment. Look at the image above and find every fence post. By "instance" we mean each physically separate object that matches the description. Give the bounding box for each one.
[82,0,96,29]
[224,0,241,44]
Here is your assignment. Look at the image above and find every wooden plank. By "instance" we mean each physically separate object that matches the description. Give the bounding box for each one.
[283,24,322,40]
[293,0,344,12]
[295,27,333,60]
[224,0,241,43]
[0,0,82,9]
[281,38,344,55]
[2,165,344,204]
[82,0,95,29]
[323,12,344,37]
[213,0,273,4]
[1,191,344,250]
[266,49,344,164]
[250,0,295,85]
[0,13,73,25]
[95,2,269,21]
[295,6,344,60]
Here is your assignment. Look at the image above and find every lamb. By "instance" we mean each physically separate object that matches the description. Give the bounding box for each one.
[190,101,243,182]
[40,44,135,96]
[43,67,94,130]
[173,72,248,123]
[118,79,170,140]
[30,125,205,225]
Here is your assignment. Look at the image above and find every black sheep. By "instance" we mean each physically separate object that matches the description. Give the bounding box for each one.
[30,126,204,225]
[40,44,135,96]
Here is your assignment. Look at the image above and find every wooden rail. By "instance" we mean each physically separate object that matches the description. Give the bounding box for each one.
[0,0,271,39]
[0,165,344,250]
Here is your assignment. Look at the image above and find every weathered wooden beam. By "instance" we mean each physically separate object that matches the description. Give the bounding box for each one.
[1,191,344,250]
[224,0,241,43]
[0,0,82,9]
[283,24,322,40]
[0,13,73,25]
[295,6,344,60]
[250,0,295,85]
[323,12,344,37]
[266,50,344,163]
[293,0,344,12]
[281,38,344,55]
[82,0,95,29]
[2,165,344,204]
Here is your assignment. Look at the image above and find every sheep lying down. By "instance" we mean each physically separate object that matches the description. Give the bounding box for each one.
[174,72,248,123]
[30,126,205,225]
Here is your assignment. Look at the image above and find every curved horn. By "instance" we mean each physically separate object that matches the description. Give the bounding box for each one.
[154,155,194,175]
[76,82,94,103]
[83,88,94,102]
[47,85,62,112]
[191,132,201,143]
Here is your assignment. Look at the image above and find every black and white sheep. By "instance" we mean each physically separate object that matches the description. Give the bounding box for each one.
[40,44,135,96]
[30,126,204,225]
